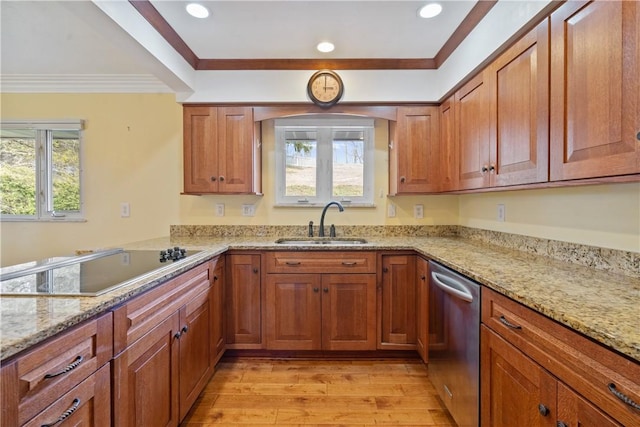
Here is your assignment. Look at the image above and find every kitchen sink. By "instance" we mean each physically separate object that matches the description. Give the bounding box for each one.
[274,238,368,245]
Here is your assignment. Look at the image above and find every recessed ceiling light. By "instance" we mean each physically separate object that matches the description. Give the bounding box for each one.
[418,3,442,19]
[317,42,335,53]
[186,3,209,19]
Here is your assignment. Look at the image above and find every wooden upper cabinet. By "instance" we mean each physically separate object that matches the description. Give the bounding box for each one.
[455,71,491,190]
[389,106,440,194]
[550,0,640,180]
[453,19,550,191]
[183,106,262,194]
[438,96,457,191]
[487,19,550,187]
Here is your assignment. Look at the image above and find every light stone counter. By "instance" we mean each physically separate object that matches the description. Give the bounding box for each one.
[2,234,638,364]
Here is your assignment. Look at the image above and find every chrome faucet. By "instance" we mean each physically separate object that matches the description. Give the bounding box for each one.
[318,201,344,237]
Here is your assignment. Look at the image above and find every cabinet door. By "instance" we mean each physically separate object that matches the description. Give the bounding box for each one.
[178,288,214,421]
[113,313,180,427]
[266,274,322,350]
[455,72,491,190]
[488,19,550,187]
[322,274,376,351]
[550,0,640,180]
[557,383,622,427]
[390,106,440,194]
[226,254,262,347]
[183,106,218,193]
[211,258,225,362]
[217,107,256,193]
[379,255,417,349]
[481,326,557,427]
[439,96,456,191]
[415,257,429,363]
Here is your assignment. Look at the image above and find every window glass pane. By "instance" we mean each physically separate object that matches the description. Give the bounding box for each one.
[332,130,364,197]
[51,130,80,212]
[0,129,37,215]
[285,130,317,197]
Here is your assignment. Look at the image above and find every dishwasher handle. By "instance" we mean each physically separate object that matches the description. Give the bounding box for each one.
[431,271,474,303]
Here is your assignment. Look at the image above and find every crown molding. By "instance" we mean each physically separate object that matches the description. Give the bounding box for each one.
[0,74,172,93]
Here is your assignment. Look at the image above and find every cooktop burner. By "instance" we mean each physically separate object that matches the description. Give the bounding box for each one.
[0,248,201,296]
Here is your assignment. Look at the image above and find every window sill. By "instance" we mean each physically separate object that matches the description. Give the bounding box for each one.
[274,203,376,208]
[1,217,87,223]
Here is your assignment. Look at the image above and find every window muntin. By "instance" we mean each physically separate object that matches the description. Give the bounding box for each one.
[1,121,83,221]
[275,117,374,206]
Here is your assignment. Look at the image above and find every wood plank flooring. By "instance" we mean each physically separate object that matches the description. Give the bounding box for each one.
[180,358,456,426]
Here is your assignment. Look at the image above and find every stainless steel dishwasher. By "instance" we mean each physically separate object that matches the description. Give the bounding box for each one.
[428,261,480,427]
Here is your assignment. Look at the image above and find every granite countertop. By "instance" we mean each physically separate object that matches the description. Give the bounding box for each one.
[1,235,638,363]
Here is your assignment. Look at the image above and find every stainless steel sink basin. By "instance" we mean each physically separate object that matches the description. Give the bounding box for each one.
[275,238,368,245]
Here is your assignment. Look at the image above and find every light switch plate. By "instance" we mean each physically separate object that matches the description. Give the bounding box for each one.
[215,203,225,217]
[414,204,424,219]
[497,204,506,222]
[387,203,396,217]
[120,202,130,218]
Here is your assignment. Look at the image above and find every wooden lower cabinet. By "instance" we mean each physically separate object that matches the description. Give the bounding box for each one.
[379,254,417,350]
[415,256,429,363]
[481,325,557,427]
[112,261,217,426]
[266,273,376,351]
[481,287,638,427]
[226,253,262,348]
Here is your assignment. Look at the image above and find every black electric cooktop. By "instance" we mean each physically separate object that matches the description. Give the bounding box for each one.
[0,248,200,296]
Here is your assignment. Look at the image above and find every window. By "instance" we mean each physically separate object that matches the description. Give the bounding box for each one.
[275,116,374,206]
[1,121,84,221]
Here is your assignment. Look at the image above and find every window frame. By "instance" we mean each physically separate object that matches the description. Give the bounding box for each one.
[1,120,85,222]
[274,116,375,207]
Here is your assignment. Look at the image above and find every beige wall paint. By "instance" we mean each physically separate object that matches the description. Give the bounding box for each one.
[0,93,183,266]
[458,182,640,252]
[1,93,637,266]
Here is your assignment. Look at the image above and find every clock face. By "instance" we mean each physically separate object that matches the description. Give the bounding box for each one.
[307,70,344,107]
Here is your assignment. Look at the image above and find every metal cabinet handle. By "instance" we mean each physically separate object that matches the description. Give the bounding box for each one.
[499,315,522,330]
[481,165,489,173]
[636,131,640,140]
[400,176,406,183]
[323,288,329,293]
[41,398,81,427]
[253,268,259,273]
[341,261,357,266]
[285,261,301,266]
[174,332,182,339]
[421,275,426,281]
[44,355,84,379]
[313,287,319,293]
[181,325,188,334]
[210,176,217,182]
[538,403,550,416]
[219,176,225,182]
[608,383,640,410]
[557,421,568,427]
[382,267,388,273]
[489,164,496,172]
[213,275,218,281]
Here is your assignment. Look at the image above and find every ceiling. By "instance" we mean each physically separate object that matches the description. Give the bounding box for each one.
[1,0,490,90]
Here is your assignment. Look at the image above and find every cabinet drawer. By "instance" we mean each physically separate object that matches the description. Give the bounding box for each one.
[23,363,110,427]
[482,287,640,426]
[265,251,376,274]
[0,313,112,426]
[113,262,210,354]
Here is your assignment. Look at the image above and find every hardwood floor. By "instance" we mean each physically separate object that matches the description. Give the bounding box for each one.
[181,358,457,426]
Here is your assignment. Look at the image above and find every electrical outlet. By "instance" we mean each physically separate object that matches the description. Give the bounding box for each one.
[497,204,506,222]
[241,204,255,217]
[414,204,424,219]
[387,203,396,218]
[215,203,225,217]
[120,202,130,218]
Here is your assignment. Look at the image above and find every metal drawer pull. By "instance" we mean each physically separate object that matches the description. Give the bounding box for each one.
[557,422,568,427]
[41,398,80,427]
[44,356,84,379]
[538,403,549,416]
[499,315,522,330]
[608,383,640,410]
[285,261,301,265]
[341,261,357,266]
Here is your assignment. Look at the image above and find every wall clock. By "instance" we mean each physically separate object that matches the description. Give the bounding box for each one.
[307,70,344,108]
